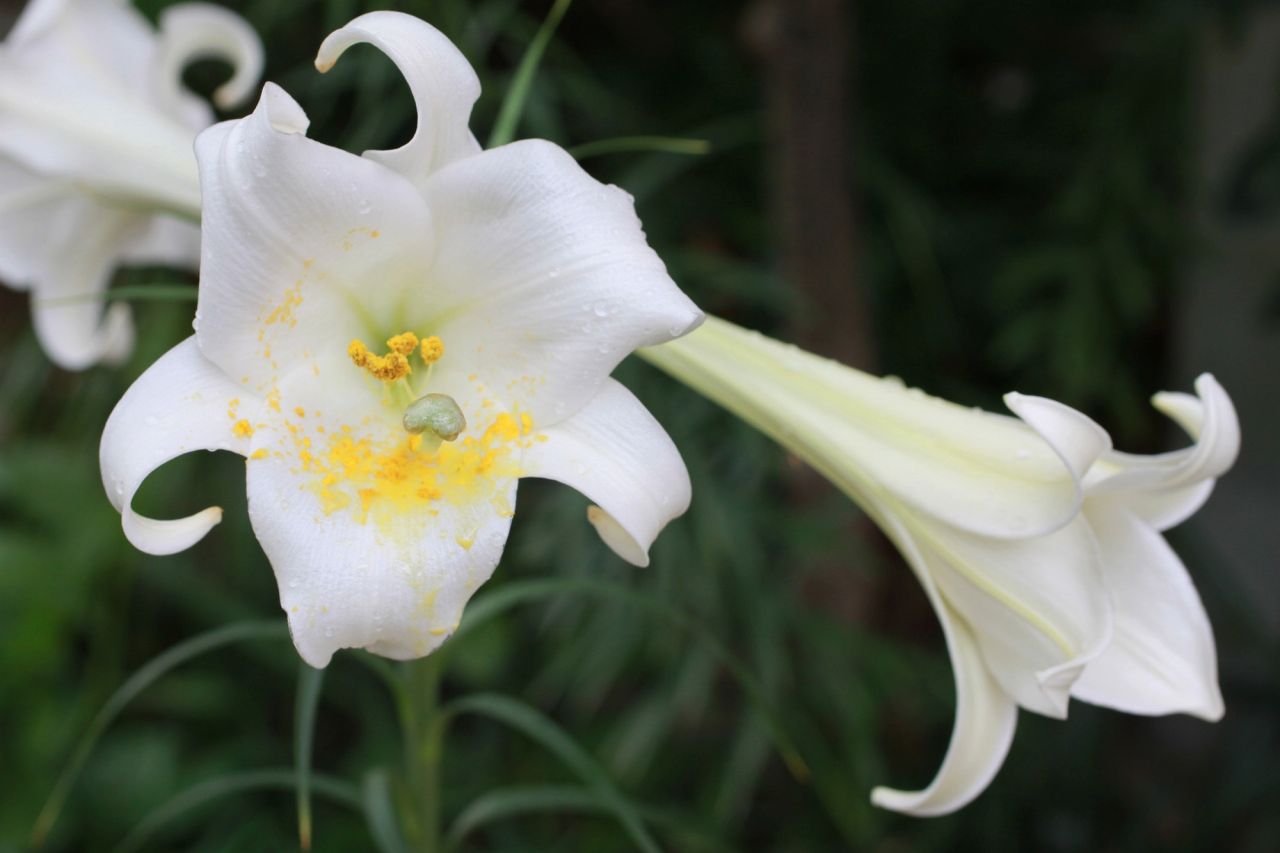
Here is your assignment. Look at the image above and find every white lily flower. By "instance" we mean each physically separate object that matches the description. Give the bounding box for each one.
[99,12,704,668]
[0,0,261,369]
[640,315,1239,816]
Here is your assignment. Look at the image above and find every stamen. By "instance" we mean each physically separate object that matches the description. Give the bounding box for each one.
[387,331,419,356]
[369,352,411,381]
[348,339,372,368]
[349,337,412,382]
[420,336,445,364]
[403,393,466,441]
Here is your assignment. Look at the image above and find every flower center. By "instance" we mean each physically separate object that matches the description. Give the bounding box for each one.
[347,331,444,382]
[260,331,543,531]
[348,331,461,443]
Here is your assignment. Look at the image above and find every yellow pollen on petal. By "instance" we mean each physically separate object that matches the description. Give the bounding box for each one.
[232,419,255,438]
[387,331,419,356]
[293,411,525,531]
[420,336,444,364]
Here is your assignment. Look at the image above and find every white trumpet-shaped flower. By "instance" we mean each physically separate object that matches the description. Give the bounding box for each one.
[641,315,1239,816]
[0,0,261,369]
[100,12,703,668]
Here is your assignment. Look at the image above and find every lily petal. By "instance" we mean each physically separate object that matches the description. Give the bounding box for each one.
[0,157,72,285]
[1088,375,1240,530]
[153,1,264,122]
[871,511,1019,816]
[6,0,155,89]
[100,337,258,554]
[193,83,434,411]
[28,196,140,370]
[521,379,691,567]
[419,139,703,427]
[0,0,201,214]
[7,0,68,45]
[903,510,1111,717]
[1070,507,1223,720]
[118,214,202,269]
[641,316,1087,538]
[315,11,481,187]
[1003,392,1112,485]
[245,446,516,668]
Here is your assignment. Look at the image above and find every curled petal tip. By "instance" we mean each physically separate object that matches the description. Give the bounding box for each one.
[256,82,310,135]
[587,505,650,567]
[157,2,265,111]
[1004,391,1111,481]
[311,11,480,180]
[1199,693,1226,723]
[675,308,707,339]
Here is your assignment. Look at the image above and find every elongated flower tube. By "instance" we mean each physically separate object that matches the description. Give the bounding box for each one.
[641,315,1239,816]
[100,12,703,668]
[0,0,262,369]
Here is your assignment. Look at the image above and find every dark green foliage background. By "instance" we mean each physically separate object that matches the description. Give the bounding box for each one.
[1,0,1277,850]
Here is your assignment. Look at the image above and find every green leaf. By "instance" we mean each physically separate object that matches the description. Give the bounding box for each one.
[486,0,572,148]
[444,693,660,853]
[569,136,711,160]
[30,620,289,847]
[452,578,809,781]
[446,785,734,853]
[360,768,407,853]
[111,769,360,853]
[33,284,198,306]
[447,785,600,846]
[295,664,326,850]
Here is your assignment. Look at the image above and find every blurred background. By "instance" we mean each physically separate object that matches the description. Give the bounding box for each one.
[1,0,1278,849]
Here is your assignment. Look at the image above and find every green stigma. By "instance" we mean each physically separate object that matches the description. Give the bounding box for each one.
[402,393,466,441]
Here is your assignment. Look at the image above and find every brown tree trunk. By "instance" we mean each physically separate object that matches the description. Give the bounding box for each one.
[746,0,873,370]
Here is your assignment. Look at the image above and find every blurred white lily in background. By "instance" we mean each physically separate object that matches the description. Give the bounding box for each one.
[0,0,261,369]
[100,12,703,668]
[641,315,1239,816]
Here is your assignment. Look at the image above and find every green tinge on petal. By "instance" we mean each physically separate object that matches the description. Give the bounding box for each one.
[640,315,1090,539]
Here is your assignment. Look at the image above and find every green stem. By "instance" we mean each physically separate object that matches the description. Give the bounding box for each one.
[486,0,573,148]
[402,655,446,853]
